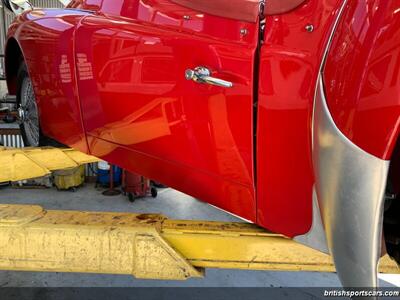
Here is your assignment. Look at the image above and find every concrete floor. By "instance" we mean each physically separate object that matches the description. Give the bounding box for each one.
[0,184,398,292]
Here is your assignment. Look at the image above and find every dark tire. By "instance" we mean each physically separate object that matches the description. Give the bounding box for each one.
[17,62,65,147]
[151,187,158,198]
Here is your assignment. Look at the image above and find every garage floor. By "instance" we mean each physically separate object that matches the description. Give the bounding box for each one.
[0,184,398,290]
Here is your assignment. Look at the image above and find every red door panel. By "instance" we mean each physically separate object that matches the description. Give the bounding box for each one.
[256,0,344,237]
[75,0,258,221]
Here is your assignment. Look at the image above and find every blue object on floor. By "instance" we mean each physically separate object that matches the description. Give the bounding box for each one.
[96,162,121,187]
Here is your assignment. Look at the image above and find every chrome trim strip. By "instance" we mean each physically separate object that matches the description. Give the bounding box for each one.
[313,76,390,287]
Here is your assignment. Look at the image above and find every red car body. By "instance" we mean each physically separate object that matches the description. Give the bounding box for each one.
[4,0,400,288]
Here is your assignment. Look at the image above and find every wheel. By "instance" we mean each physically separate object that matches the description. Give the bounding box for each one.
[128,193,135,202]
[151,187,158,198]
[17,62,65,147]
[17,62,40,147]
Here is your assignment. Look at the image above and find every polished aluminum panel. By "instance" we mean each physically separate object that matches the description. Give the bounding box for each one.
[313,76,390,287]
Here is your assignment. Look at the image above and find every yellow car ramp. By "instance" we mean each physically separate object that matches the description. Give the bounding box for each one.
[0,147,398,280]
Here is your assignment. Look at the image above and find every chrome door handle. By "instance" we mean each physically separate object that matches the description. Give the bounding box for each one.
[185,66,233,88]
